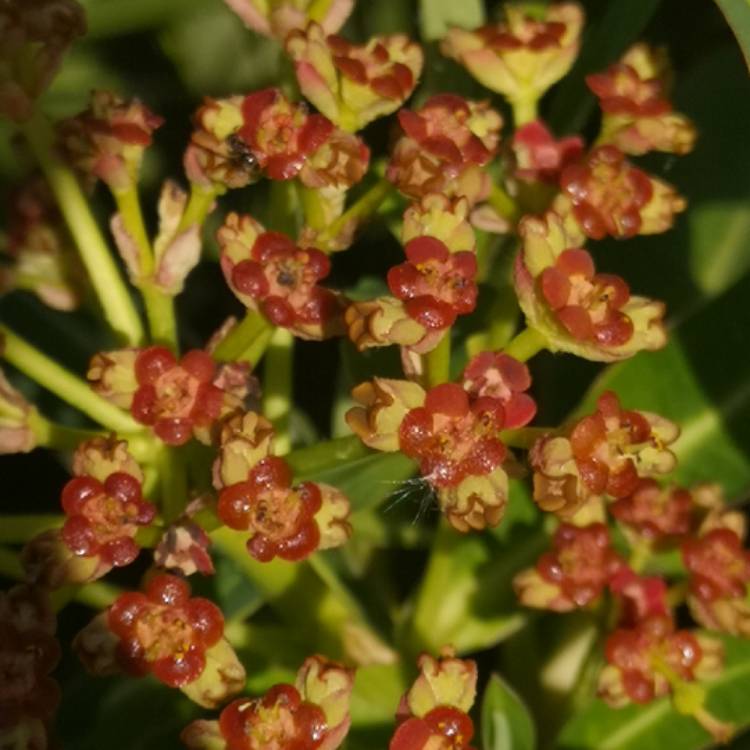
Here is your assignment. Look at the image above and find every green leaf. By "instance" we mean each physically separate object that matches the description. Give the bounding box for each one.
[418,0,485,41]
[714,0,750,69]
[557,634,750,750]
[408,482,546,654]
[482,673,537,750]
[577,272,750,498]
[305,451,417,514]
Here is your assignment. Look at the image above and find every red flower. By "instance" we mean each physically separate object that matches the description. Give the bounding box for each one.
[609,568,669,626]
[539,247,635,347]
[610,479,693,543]
[387,237,477,330]
[399,383,506,487]
[230,230,339,330]
[461,351,536,429]
[60,471,155,568]
[390,706,476,750]
[219,684,328,750]
[682,529,750,603]
[131,346,225,446]
[569,391,677,498]
[559,145,654,239]
[586,63,670,118]
[108,574,224,687]
[536,523,623,608]
[217,457,322,563]
[603,615,703,704]
[239,88,333,180]
[512,120,584,183]
[398,95,501,167]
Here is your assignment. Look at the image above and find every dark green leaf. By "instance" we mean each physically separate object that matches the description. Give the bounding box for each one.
[714,0,750,69]
[557,634,750,750]
[482,673,537,750]
[418,0,485,41]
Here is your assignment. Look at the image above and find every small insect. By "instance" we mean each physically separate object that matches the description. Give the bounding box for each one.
[227,133,261,179]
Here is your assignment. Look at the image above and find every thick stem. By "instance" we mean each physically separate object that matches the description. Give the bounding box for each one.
[262,327,293,455]
[315,177,392,249]
[0,515,62,544]
[286,435,370,477]
[0,325,142,433]
[212,311,272,363]
[511,96,539,127]
[423,331,451,388]
[177,184,218,235]
[504,327,547,362]
[21,111,144,345]
[113,187,179,349]
[159,446,188,523]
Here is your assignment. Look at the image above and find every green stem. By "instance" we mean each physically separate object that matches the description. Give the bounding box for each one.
[500,426,552,449]
[20,111,144,345]
[511,96,539,127]
[241,326,274,367]
[316,178,392,249]
[297,184,330,232]
[286,435,370,477]
[0,515,62,544]
[423,331,451,388]
[159,446,188,523]
[0,325,142,433]
[177,184,218,235]
[488,182,520,223]
[262,327,293,455]
[113,187,179,350]
[213,311,273,363]
[504,327,547,362]
[29,413,107,451]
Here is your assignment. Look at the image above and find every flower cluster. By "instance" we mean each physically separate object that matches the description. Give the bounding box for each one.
[0,585,60,749]
[0,1,743,748]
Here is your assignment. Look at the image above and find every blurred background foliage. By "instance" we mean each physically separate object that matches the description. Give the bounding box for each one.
[1,0,750,748]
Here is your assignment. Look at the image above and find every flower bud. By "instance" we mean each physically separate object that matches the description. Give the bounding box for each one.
[407,648,478,717]
[0,367,38,454]
[287,23,423,132]
[441,3,584,109]
[212,410,275,488]
[345,377,426,452]
[155,517,215,577]
[402,194,476,254]
[223,0,354,40]
[21,529,101,588]
[0,0,85,121]
[71,436,143,483]
[344,296,428,351]
[87,349,139,409]
[299,128,370,190]
[2,176,84,310]
[316,484,353,550]
[437,465,509,532]
[58,90,163,191]
[73,612,121,677]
